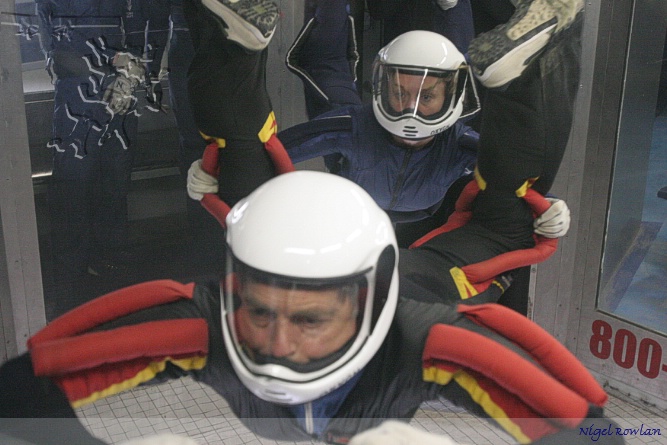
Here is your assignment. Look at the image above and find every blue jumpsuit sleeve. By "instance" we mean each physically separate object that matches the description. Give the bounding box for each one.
[458,127,480,153]
[278,113,355,164]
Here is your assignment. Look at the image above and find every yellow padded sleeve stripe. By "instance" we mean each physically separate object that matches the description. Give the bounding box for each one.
[70,356,207,409]
[423,366,455,385]
[423,366,529,443]
[453,371,531,444]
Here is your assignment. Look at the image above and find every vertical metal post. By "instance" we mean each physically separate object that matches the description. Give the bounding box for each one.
[0,0,46,362]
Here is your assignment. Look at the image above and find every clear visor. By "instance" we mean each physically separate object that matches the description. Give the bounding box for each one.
[374,65,462,123]
[223,256,371,375]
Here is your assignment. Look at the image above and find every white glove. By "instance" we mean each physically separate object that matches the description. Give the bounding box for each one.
[118,434,199,445]
[187,159,218,201]
[533,197,571,238]
[349,421,463,445]
[103,52,145,115]
[434,0,459,10]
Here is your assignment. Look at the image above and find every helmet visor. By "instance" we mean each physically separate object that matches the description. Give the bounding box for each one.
[375,65,461,123]
[223,255,371,376]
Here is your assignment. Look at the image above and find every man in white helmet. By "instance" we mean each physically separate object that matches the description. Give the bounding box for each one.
[0,1,622,445]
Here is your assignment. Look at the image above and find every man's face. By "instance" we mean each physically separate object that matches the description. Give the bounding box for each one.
[386,71,448,118]
[235,280,358,365]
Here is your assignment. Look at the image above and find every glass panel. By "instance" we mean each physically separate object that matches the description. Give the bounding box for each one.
[598,15,667,335]
[5,0,220,321]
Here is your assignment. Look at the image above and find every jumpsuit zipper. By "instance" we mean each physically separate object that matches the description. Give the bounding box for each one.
[389,150,413,210]
[304,402,314,435]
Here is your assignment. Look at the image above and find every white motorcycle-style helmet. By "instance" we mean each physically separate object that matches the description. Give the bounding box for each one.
[372,30,480,141]
[222,171,399,405]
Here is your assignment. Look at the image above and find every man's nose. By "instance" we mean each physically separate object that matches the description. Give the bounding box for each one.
[269,319,297,358]
[402,96,418,110]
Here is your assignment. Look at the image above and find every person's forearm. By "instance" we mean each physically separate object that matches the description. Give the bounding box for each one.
[0,354,105,444]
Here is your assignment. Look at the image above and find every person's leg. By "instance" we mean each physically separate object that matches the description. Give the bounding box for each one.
[170,4,226,264]
[91,113,136,273]
[183,0,278,205]
[380,0,421,45]
[48,77,103,285]
[467,0,582,89]
[399,0,583,302]
[285,0,361,173]
[472,10,584,240]
[286,0,361,120]
[199,0,279,51]
[169,5,208,177]
[470,0,515,35]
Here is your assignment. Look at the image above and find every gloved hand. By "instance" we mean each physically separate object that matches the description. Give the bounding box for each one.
[103,52,145,115]
[349,421,463,445]
[118,434,198,445]
[533,197,571,238]
[187,159,218,201]
[434,0,459,10]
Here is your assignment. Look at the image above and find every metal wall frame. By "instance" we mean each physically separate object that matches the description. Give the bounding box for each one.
[0,0,46,361]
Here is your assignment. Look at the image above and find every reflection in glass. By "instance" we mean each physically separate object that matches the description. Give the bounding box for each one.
[598,22,667,335]
[10,0,205,321]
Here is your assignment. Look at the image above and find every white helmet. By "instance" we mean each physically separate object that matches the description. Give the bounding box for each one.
[222,171,398,405]
[372,30,480,140]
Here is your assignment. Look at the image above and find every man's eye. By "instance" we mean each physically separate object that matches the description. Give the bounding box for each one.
[292,315,325,329]
[249,308,273,325]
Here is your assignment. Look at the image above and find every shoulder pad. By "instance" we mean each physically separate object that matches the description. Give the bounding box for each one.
[423,303,607,443]
[27,280,209,407]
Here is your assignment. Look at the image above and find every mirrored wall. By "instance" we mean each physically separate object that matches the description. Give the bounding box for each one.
[5,0,306,321]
